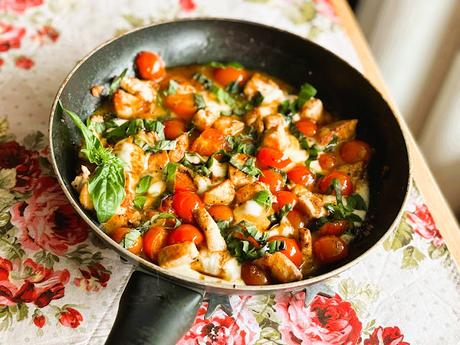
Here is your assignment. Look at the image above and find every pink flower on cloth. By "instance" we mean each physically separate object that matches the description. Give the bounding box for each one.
[275,292,362,345]
[74,263,111,292]
[0,141,41,193]
[0,22,26,52]
[0,0,44,14]
[179,0,196,12]
[178,296,260,345]
[363,326,410,345]
[405,203,443,247]
[58,306,83,328]
[10,176,89,255]
[15,55,34,69]
[0,257,70,308]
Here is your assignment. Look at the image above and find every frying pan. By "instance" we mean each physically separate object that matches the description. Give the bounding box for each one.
[49,18,410,345]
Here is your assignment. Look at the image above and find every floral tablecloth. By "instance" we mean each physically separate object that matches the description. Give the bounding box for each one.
[0,1,459,344]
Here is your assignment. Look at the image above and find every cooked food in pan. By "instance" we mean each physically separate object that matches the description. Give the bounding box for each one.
[62,50,372,285]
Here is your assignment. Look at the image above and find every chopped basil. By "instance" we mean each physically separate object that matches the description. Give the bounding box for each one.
[144,120,165,140]
[229,156,261,177]
[104,119,165,143]
[136,175,152,194]
[193,93,206,110]
[225,81,241,94]
[253,190,273,208]
[207,61,244,69]
[226,133,258,155]
[278,100,296,123]
[144,140,177,153]
[268,203,293,224]
[108,68,128,96]
[163,162,178,192]
[120,229,141,249]
[296,82,317,109]
[164,79,179,95]
[133,195,147,210]
[137,213,181,233]
[250,91,264,107]
[324,135,338,152]
[347,193,367,211]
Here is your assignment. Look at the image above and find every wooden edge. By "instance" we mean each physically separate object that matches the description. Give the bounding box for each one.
[331,0,460,267]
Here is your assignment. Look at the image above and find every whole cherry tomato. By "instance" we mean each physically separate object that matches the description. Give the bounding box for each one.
[313,235,348,264]
[317,220,349,236]
[287,165,315,189]
[318,153,336,170]
[295,119,317,137]
[191,128,226,156]
[268,236,303,267]
[340,140,371,164]
[241,263,270,285]
[319,171,353,196]
[256,148,291,169]
[273,191,297,212]
[164,119,186,140]
[167,224,204,246]
[208,205,233,222]
[111,227,142,255]
[172,191,203,223]
[286,210,305,229]
[143,226,168,261]
[214,66,249,86]
[164,93,197,119]
[259,169,285,193]
[135,51,166,81]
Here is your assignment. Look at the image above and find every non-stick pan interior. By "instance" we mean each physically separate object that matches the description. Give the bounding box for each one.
[51,19,410,291]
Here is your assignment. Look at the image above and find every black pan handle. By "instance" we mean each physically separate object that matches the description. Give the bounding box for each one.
[105,269,204,345]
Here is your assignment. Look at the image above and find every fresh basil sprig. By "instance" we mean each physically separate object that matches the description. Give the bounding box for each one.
[60,101,125,223]
[108,68,128,96]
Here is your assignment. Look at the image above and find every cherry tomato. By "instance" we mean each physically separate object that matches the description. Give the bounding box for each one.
[287,165,315,189]
[319,171,353,196]
[164,93,197,119]
[164,119,186,140]
[241,263,270,285]
[167,224,204,246]
[159,195,174,213]
[268,236,303,267]
[174,171,196,192]
[317,220,349,236]
[340,140,371,164]
[143,226,168,261]
[208,205,233,222]
[318,153,337,170]
[259,169,285,193]
[111,227,142,255]
[295,119,317,137]
[135,51,166,81]
[191,128,226,156]
[213,66,249,86]
[256,148,291,169]
[273,191,297,212]
[313,235,348,264]
[172,191,203,223]
[286,210,305,229]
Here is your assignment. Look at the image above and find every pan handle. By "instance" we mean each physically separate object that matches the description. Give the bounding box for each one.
[105,269,204,345]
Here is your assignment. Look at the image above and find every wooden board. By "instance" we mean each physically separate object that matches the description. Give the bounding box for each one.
[331,0,460,268]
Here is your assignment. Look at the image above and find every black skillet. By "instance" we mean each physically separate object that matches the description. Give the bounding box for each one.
[48,18,410,345]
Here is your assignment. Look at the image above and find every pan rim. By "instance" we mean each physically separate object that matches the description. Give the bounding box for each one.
[48,17,412,294]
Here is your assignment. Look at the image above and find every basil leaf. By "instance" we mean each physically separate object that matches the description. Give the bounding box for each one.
[208,61,244,69]
[133,195,147,210]
[164,80,179,95]
[120,229,141,248]
[137,213,181,233]
[347,193,367,211]
[193,93,206,110]
[296,82,317,109]
[109,68,128,96]
[144,120,165,140]
[229,156,261,177]
[145,140,176,153]
[250,91,264,107]
[105,119,144,143]
[225,81,241,95]
[278,100,296,122]
[136,175,152,194]
[324,135,338,152]
[253,190,272,208]
[163,162,178,192]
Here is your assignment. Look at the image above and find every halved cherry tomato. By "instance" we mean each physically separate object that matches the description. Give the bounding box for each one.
[313,235,348,264]
[295,119,317,137]
[256,148,291,169]
[287,165,315,189]
[268,236,303,267]
[317,220,349,236]
[164,119,186,140]
[111,227,142,255]
[135,51,166,81]
[273,191,297,212]
[143,226,168,261]
[191,128,226,156]
[167,224,204,246]
[286,210,305,229]
[174,171,196,192]
[159,195,174,213]
[241,263,270,285]
[319,171,353,196]
[164,93,197,119]
[213,66,249,86]
[172,191,203,223]
[208,205,233,222]
[318,153,336,170]
[340,140,371,163]
[259,169,285,193]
